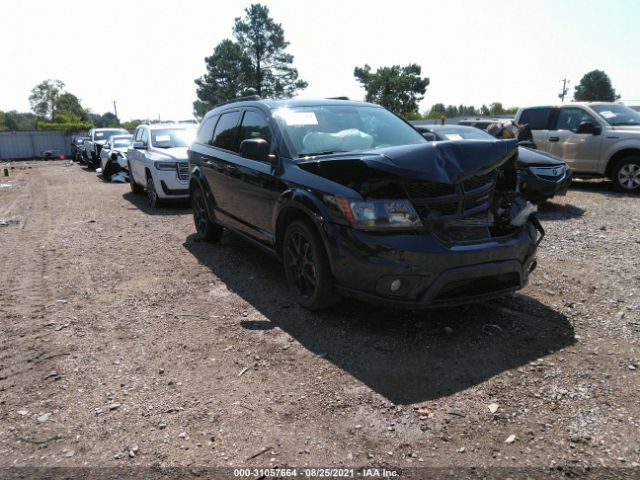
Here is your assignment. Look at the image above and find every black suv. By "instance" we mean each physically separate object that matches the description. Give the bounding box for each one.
[188,98,544,310]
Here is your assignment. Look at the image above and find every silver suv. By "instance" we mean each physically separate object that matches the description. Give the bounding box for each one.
[514,102,640,192]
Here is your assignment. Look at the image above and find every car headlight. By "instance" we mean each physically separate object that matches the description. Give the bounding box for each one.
[334,196,422,230]
[155,162,177,170]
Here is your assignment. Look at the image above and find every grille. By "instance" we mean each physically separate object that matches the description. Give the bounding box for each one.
[404,181,455,198]
[530,165,565,180]
[464,192,492,211]
[462,171,497,192]
[177,162,189,180]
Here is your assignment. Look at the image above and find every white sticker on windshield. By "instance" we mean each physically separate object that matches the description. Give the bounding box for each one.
[155,135,171,142]
[445,133,464,140]
[599,110,615,119]
[96,132,104,137]
[277,111,318,126]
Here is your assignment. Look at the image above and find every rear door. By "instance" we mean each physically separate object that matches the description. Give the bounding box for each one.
[547,106,604,172]
[517,107,553,152]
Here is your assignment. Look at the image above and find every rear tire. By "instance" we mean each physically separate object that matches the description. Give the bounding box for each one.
[282,220,339,310]
[191,186,223,242]
[129,163,143,194]
[612,156,640,193]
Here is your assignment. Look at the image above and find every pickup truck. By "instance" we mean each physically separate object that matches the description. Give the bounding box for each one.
[514,103,640,192]
[83,128,129,168]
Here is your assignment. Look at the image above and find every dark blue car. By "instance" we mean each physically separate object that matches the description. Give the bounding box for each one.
[188,98,544,310]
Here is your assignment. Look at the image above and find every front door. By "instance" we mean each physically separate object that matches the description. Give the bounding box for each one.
[547,107,603,172]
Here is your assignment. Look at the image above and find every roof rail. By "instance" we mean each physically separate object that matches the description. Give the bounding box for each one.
[214,95,262,108]
[326,96,350,100]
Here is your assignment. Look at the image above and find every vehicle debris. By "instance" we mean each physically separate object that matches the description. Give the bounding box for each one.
[0,216,21,226]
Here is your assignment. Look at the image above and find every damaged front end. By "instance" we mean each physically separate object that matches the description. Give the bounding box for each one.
[299,140,544,307]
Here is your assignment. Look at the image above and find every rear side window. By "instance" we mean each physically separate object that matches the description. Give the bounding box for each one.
[196,115,218,144]
[238,111,273,147]
[518,108,552,130]
[212,111,241,151]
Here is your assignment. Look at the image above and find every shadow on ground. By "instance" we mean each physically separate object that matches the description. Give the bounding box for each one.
[570,178,639,198]
[184,232,574,405]
[121,191,190,216]
[537,201,586,221]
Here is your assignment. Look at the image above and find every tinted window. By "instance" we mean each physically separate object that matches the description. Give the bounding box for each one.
[141,128,149,145]
[212,111,241,151]
[196,115,218,144]
[518,108,552,130]
[555,108,596,133]
[239,111,273,147]
[134,128,143,142]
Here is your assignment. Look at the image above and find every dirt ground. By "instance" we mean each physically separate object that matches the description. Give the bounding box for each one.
[0,161,638,478]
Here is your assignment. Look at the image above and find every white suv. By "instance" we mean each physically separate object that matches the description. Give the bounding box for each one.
[127,123,198,207]
[514,102,640,192]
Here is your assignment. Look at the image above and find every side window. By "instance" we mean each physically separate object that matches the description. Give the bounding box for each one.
[196,115,218,144]
[211,111,241,152]
[555,108,596,133]
[238,110,273,148]
[140,127,149,145]
[518,108,552,130]
[134,127,143,142]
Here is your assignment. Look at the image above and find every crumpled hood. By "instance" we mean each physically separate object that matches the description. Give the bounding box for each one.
[315,140,519,184]
[517,146,565,166]
[151,147,188,161]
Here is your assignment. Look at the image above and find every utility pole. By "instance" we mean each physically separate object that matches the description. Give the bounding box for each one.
[113,100,118,119]
[559,79,570,102]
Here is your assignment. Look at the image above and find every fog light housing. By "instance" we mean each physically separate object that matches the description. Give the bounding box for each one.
[390,279,402,292]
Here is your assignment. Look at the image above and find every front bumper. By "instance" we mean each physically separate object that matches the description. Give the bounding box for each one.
[323,221,542,308]
[153,170,189,199]
[519,166,572,202]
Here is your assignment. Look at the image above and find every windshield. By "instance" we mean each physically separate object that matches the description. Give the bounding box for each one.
[434,126,495,141]
[273,105,426,157]
[95,129,125,139]
[592,104,640,126]
[113,137,133,148]
[151,127,197,148]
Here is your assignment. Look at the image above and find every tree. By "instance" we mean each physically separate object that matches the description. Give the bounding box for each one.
[489,102,505,116]
[427,103,446,118]
[121,119,144,129]
[354,63,429,116]
[0,111,7,131]
[232,4,307,98]
[29,79,65,120]
[193,39,254,117]
[4,111,37,130]
[480,104,490,116]
[573,70,620,101]
[89,112,120,128]
[55,92,89,121]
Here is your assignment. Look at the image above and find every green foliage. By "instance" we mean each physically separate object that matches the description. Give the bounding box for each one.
[89,112,120,128]
[403,111,422,121]
[3,111,37,130]
[354,63,429,116]
[233,4,307,98]
[194,39,254,117]
[29,79,65,120]
[35,117,93,135]
[194,3,307,115]
[0,111,7,131]
[427,102,518,118]
[55,92,89,121]
[121,119,144,129]
[573,70,620,102]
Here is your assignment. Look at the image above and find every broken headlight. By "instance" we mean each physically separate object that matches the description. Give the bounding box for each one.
[335,196,422,231]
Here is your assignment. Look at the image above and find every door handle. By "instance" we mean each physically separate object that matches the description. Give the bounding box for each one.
[225,164,238,172]
[549,136,559,142]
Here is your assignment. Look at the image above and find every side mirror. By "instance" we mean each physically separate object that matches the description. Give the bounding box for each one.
[577,121,601,135]
[239,138,273,163]
[518,140,537,149]
[133,141,146,149]
[422,132,437,141]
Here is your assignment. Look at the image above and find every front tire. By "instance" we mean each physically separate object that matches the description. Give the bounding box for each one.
[146,174,162,208]
[282,220,339,310]
[191,186,223,242]
[612,156,640,193]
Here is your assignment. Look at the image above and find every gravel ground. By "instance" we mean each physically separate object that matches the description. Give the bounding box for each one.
[0,161,638,479]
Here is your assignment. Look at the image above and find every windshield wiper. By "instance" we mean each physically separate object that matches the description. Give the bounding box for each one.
[298,150,347,157]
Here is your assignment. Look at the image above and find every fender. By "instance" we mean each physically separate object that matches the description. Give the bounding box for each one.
[189,165,218,222]
[602,140,640,176]
[273,188,344,260]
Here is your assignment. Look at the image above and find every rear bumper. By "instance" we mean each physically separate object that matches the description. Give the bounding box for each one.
[322,221,542,308]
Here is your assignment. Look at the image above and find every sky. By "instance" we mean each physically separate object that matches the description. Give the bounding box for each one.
[2,0,640,121]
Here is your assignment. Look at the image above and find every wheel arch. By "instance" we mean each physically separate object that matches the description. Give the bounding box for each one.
[606,148,640,178]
